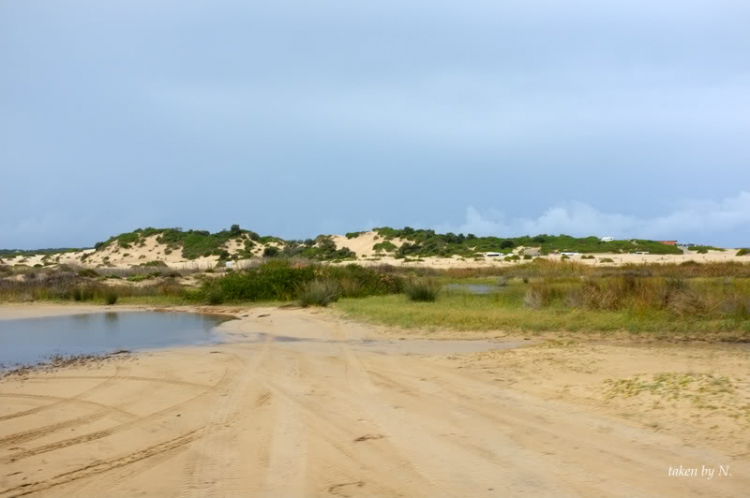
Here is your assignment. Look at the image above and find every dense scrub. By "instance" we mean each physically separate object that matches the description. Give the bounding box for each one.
[373,227,683,258]
[0,266,185,304]
[278,237,356,261]
[0,248,81,258]
[194,260,403,303]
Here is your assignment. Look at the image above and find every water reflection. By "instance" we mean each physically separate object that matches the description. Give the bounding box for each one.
[0,312,225,368]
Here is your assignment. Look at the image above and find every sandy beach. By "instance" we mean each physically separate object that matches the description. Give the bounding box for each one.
[0,305,748,497]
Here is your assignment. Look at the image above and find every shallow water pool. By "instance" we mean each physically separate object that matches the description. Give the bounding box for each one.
[0,312,227,367]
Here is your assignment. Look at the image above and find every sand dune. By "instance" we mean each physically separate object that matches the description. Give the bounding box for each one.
[1,231,746,270]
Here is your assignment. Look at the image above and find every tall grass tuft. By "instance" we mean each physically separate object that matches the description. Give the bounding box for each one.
[299,280,341,307]
[104,291,119,305]
[404,278,440,302]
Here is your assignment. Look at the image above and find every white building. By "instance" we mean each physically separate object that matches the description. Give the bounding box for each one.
[600,236,615,242]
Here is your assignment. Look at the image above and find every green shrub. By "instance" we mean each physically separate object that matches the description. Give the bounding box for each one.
[78,268,99,278]
[373,241,397,253]
[127,274,153,282]
[290,237,356,261]
[198,260,403,304]
[404,278,440,302]
[299,280,341,307]
[263,246,280,258]
[737,248,750,257]
[207,289,224,305]
[134,260,169,268]
[206,259,315,302]
[599,258,615,263]
[104,292,119,305]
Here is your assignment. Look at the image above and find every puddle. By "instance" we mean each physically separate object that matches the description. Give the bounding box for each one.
[232,331,525,355]
[0,312,227,368]
[444,283,500,295]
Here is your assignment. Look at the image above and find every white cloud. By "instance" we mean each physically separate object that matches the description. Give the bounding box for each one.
[445,191,750,246]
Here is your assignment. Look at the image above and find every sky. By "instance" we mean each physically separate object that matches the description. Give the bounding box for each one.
[1,0,749,249]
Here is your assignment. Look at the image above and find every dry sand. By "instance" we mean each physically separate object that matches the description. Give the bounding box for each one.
[0,305,748,496]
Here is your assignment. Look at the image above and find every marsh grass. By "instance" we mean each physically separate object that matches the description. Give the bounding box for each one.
[337,275,750,336]
[0,267,189,305]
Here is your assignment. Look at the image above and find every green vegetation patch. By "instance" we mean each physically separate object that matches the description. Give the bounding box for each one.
[279,236,356,261]
[95,225,267,260]
[192,260,403,303]
[371,227,683,258]
[373,240,397,253]
[691,245,725,254]
[336,273,750,335]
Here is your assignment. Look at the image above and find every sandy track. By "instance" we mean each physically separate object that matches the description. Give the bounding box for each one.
[0,308,747,497]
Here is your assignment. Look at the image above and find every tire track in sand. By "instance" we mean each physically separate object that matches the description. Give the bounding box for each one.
[179,343,271,498]
[0,361,238,466]
[0,365,133,422]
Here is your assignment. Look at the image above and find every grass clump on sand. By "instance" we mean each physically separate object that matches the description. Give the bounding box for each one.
[404,278,440,302]
[738,248,750,257]
[299,280,341,307]
[691,245,725,254]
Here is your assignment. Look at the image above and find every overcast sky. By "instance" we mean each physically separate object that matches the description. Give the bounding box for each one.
[1,0,749,249]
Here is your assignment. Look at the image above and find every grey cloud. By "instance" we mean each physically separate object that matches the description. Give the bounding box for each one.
[446,192,750,246]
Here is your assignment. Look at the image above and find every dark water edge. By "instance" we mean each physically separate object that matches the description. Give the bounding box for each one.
[0,312,228,368]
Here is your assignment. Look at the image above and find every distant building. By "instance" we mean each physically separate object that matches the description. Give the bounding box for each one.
[486,252,501,257]
[600,237,614,242]
[659,240,677,246]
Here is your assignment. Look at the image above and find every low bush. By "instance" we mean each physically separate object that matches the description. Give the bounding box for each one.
[263,246,280,258]
[738,248,750,257]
